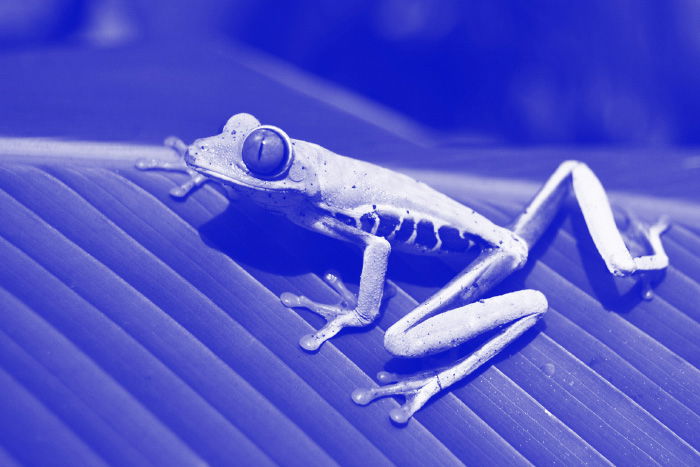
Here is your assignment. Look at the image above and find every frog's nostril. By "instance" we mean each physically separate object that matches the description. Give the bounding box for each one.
[191,139,207,152]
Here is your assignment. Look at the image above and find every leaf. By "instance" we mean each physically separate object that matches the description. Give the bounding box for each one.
[0,157,697,466]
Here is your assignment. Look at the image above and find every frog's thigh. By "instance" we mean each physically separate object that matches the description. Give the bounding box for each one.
[385,290,547,358]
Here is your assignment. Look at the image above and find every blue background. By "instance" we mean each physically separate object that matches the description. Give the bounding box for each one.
[0,1,699,465]
[3,0,700,145]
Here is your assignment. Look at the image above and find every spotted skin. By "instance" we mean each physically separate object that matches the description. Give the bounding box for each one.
[327,207,486,255]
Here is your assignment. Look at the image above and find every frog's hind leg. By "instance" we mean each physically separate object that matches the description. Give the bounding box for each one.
[135,136,208,198]
[355,289,547,423]
[353,161,671,423]
[352,239,539,423]
[511,160,669,298]
[136,136,188,169]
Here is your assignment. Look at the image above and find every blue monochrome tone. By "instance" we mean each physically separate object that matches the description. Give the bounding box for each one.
[0,1,698,465]
[138,113,670,425]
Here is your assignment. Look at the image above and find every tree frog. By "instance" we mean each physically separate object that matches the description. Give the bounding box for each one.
[137,113,670,424]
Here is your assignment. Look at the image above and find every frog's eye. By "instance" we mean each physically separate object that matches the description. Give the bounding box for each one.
[241,126,292,178]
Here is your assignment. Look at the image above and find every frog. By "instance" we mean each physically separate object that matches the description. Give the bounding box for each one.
[136,113,670,424]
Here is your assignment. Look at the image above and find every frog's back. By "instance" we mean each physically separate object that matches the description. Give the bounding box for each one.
[309,144,508,254]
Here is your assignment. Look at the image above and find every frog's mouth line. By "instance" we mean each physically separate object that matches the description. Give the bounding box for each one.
[192,166,286,193]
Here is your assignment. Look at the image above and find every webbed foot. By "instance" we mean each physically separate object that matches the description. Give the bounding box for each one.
[352,370,442,424]
[280,271,395,351]
[636,216,670,300]
[135,136,208,198]
[163,136,189,157]
[619,212,671,300]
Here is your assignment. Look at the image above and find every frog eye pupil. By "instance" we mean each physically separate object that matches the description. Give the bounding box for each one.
[241,128,290,176]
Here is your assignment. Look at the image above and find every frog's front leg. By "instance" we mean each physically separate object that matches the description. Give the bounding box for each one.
[135,136,208,198]
[281,221,392,351]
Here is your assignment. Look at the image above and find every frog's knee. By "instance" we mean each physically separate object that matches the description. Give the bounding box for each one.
[503,233,529,269]
[384,337,414,358]
[560,159,584,170]
[384,328,423,358]
[607,252,637,277]
[384,327,405,357]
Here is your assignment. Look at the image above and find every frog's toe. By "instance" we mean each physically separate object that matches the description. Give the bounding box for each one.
[352,372,442,424]
[299,333,322,351]
[650,216,671,235]
[321,270,358,308]
[297,312,361,352]
[626,214,670,300]
[135,157,189,173]
[280,292,303,308]
[639,276,654,301]
[135,158,158,170]
[163,136,188,157]
[279,292,347,319]
[321,270,395,307]
[169,186,189,198]
[167,173,208,199]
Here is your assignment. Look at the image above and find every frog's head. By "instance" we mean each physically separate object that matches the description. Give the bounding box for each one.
[184,113,318,207]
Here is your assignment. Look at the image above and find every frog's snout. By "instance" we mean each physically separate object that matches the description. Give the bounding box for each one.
[184,148,196,166]
[185,138,207,163]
